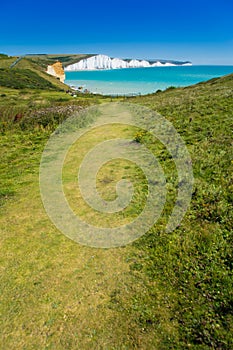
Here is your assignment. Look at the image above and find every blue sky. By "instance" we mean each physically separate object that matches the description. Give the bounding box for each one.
[0,0,233,64]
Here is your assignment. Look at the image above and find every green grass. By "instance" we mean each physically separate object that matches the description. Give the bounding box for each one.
[0,73,232,349]
[0,57,17,68]
[124,74,233,348]
[0,55,71,91]
[0,68,61,90]
[24,54,95,68]
[0,103,140,350]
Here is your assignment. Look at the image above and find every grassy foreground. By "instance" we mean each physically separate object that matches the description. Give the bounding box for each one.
[128,75,233,348]
[0,72,233,349]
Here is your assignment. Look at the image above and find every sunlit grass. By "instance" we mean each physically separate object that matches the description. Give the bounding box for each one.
[0,73,232,349]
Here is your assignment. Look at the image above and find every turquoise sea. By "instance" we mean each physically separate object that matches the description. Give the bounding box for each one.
[65,66,233,96]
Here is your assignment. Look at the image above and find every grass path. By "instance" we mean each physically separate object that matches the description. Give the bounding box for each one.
[0,104,152,349]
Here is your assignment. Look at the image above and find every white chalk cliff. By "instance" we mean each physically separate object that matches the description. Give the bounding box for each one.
[65,54,192,71]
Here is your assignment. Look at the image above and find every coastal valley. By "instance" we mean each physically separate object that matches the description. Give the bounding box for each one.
[0,52,232,349]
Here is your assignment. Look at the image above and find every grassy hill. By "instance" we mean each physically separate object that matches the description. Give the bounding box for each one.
[127,74,233,348]
[0,68,61,90]
[24,53,94,68]
[0,54,71,91]
[0,72,232,349]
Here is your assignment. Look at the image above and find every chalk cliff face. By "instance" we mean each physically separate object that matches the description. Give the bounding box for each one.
[64,54,192,71]
[47,62,65,83]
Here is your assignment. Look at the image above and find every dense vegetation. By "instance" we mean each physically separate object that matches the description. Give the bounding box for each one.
[0,66,232,349]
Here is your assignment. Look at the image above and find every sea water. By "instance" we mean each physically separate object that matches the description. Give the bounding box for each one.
[65,65,233,96]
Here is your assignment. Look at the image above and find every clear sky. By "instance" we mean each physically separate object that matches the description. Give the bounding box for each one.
[1,0,233,64]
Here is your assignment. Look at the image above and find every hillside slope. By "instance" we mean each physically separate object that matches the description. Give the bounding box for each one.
[0,68,61,90]
[24,53,94,68]
[126,74,233,348]
[0,73,232,349]
[0,55,69,90]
